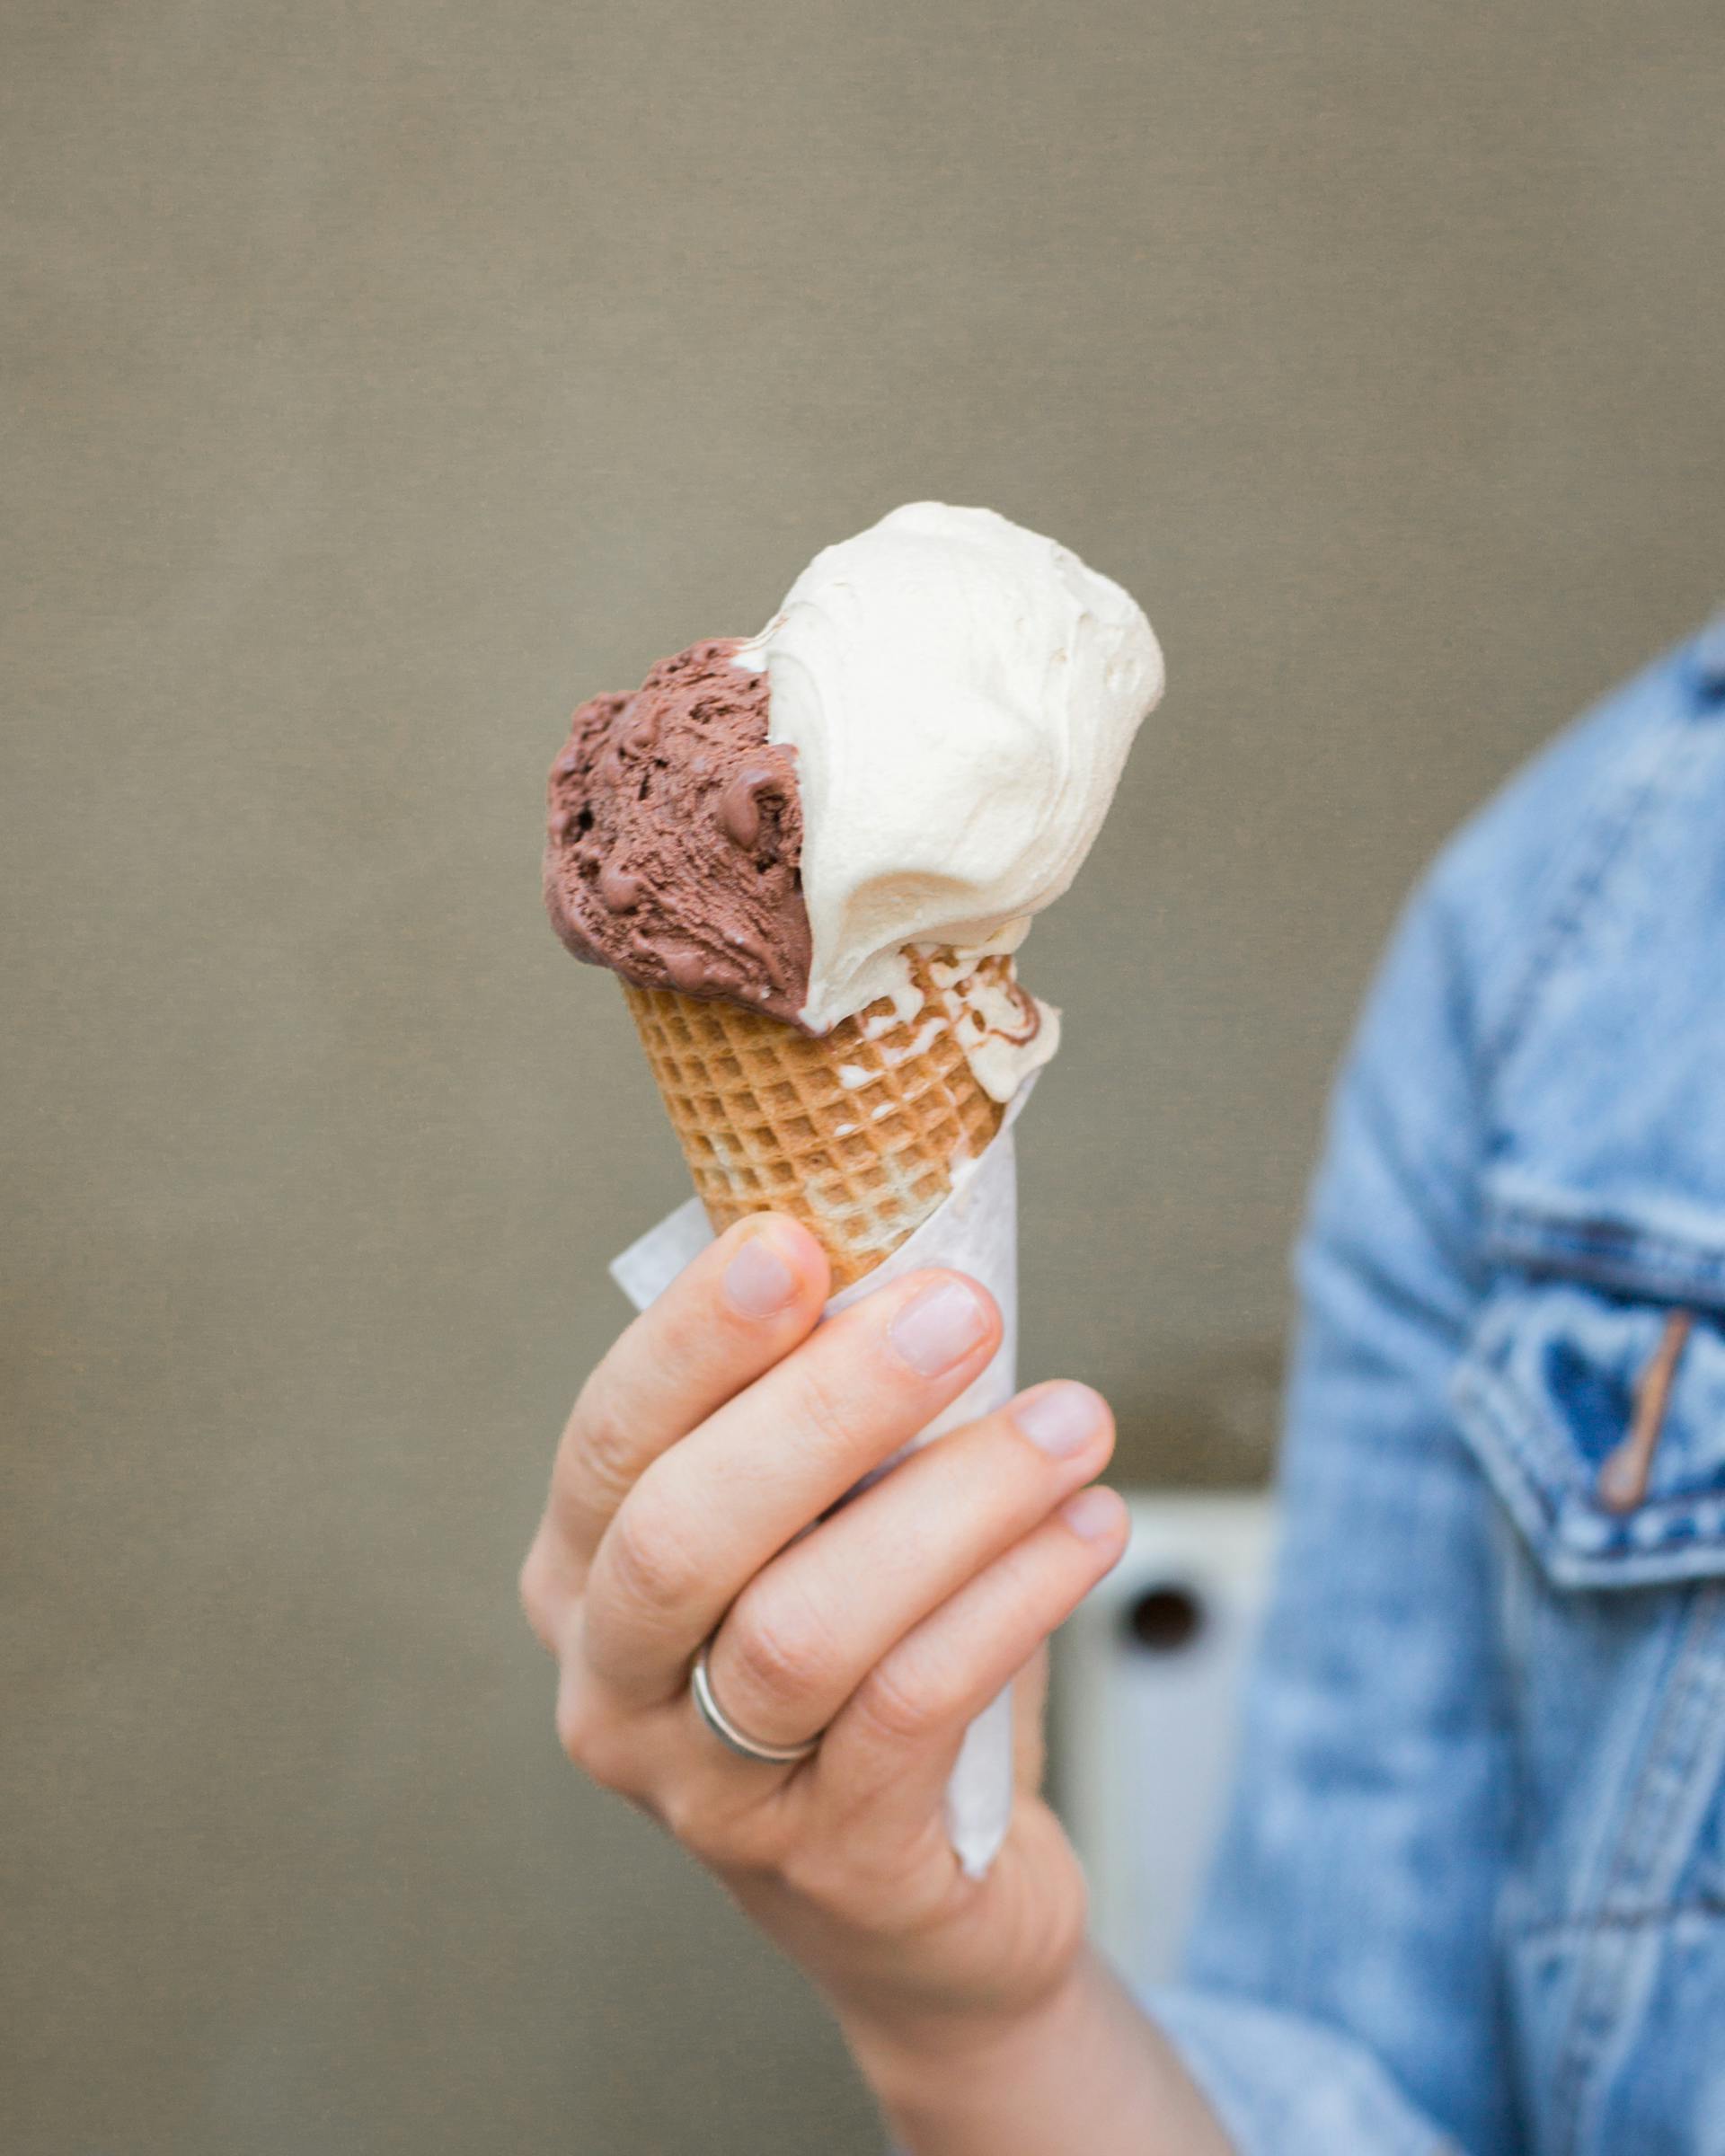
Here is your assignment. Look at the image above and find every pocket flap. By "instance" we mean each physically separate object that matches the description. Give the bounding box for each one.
[1453,1282,1725,1588]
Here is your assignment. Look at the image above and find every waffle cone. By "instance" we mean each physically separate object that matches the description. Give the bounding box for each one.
[623,950,1008,1288]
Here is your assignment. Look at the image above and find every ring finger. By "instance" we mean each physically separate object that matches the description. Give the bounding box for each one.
[695,1380,1115,1756]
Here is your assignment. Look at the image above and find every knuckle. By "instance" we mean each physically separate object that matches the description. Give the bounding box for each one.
[786,1345,900,1473]
[565,1384,639,1514]
[554,1683,634,1795]
[777,1838,863,1916]
[711,1804,790,1876]
[655,1768,755,1871]
[553,1681,597,1767]
[658,1778,730,1858]
[654,1276,732,1361]
[600,1489,703,1628]
[727,1585,842,1713]
[787,1357,857,1457]
[852,1652,944,1747]
[663,1778,791,1877]
[518,1543,562,1650]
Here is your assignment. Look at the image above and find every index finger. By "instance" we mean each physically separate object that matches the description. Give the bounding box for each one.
[535,1214,830,1583]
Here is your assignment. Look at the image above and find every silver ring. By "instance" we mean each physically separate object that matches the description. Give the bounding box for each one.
[690,1640,823,1765]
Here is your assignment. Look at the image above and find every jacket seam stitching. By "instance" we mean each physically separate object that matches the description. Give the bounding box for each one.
[1512,1892,1725,1944]
[1487,1214,1725,1286]
[1477,713,1690,1091]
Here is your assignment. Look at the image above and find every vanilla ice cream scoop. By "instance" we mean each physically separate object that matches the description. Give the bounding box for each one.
[734,501,1163,1032]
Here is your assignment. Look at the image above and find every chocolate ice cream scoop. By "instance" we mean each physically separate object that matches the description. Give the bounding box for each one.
[544,638,813,1024]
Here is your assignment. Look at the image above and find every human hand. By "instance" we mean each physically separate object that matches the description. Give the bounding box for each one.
[519,1213,1127,2060]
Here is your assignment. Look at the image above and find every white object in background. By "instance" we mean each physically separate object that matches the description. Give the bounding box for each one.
[1053,1493,1277,1990]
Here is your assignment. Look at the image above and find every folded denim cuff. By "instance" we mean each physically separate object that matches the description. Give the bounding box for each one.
[1148,1985,1455,2156]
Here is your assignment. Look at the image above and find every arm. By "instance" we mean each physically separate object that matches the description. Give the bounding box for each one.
[521,1223,1229,2153]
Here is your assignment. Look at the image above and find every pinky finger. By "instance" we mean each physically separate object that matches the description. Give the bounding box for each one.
[812,1486,1129,1833]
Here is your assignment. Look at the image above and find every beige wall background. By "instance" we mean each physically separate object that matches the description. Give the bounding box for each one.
[5,3,1722,2151]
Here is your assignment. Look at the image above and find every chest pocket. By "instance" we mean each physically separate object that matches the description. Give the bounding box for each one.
[1453,1264,1725,1593]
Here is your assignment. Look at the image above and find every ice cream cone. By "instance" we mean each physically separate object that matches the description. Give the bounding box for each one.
[622,949,1015,1288]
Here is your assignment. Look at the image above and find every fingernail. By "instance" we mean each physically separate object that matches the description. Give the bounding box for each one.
[723,1232,798,1319]
[1060,1487,1125,1541]
[1014,1383,1105,1459]
[888,1278,991,1377]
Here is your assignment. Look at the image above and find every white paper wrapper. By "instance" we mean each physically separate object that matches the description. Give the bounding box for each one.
[610,1081,1035,1878]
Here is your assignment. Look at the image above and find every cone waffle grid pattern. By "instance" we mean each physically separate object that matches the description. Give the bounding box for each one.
[624,961,1004,1287]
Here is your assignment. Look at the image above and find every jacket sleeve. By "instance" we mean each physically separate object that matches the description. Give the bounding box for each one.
[1146,853,1517,2156]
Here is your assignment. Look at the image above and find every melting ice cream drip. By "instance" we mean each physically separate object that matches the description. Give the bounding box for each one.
[832,950,1057,1104]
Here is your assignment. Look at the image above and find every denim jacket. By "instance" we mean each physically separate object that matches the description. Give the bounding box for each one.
[1151,616,1725,2155]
